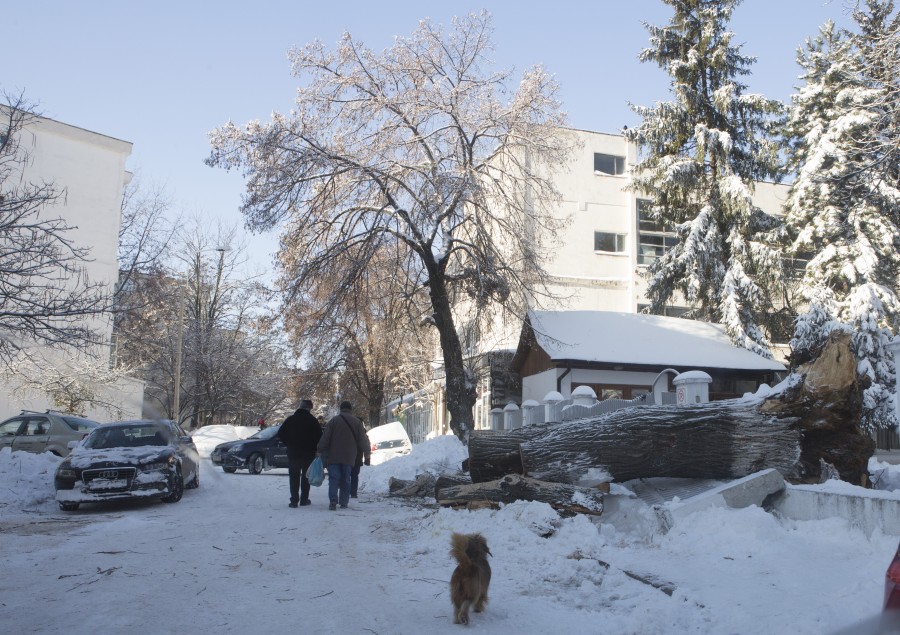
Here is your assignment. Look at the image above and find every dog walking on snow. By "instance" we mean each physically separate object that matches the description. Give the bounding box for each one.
[450,532,492,625]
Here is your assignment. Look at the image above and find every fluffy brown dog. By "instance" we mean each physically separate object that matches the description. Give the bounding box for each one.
[450,532,492,625]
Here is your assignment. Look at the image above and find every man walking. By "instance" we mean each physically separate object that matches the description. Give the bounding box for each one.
[278,399,322,508]
[317,401,370,510]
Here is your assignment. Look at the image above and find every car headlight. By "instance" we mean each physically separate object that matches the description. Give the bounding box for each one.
[227,444,243,454]
[143,456,176,471]
[57,463,77,479]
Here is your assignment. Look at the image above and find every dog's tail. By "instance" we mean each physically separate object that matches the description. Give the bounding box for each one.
[450,532,490,566]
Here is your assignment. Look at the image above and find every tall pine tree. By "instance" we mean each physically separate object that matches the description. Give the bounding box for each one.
[626,0,783,359]
[785,2,900,432]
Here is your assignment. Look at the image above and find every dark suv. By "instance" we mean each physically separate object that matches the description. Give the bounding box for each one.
[0,410,101,456]
[210,425,288,474]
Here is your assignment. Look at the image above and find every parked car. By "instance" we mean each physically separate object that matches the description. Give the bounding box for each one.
[367,421,412,466]
[0,410,100,456]
[54,419,200,511]
[886,541,900,610]
[210,425,288,474]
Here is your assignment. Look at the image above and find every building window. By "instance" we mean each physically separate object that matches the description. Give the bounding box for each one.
[637,199,676,265]
[594,232,627,253]
[637,303,691,318]
[573,384,648,400]
[594,153,625,176]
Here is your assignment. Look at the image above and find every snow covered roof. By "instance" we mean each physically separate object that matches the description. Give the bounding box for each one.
[521,310,786,372]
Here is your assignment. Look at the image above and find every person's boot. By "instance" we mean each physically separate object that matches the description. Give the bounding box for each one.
[329,501,337,511]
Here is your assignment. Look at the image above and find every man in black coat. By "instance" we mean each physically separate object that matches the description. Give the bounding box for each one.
[278,399,323,508]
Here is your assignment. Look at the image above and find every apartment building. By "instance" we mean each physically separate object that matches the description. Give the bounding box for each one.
[0,112,144,419]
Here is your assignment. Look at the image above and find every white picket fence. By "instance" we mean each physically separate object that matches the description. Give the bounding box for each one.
[490,387,681,431]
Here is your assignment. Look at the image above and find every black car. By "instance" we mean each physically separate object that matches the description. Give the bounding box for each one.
[210,425,288,474]
[55,419,200,511]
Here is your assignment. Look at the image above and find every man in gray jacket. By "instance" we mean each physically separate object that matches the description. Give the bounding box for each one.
[316,401,370,510]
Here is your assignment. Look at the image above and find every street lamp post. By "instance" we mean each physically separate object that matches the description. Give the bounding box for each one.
[172,276,187,423]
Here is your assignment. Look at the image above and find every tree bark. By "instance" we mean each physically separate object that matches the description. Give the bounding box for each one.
[466,332,872,486]
[426,266,477,443]
[436,474,604,516]
[469,404,801,483]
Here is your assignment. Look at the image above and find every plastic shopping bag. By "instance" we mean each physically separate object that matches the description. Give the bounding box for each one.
[308,456,325,487]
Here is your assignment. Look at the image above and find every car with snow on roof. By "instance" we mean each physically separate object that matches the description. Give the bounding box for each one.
[54,419,200,511]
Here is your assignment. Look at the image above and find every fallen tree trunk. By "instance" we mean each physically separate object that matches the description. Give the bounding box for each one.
[469,404,801,484]
[437,474,604,516]
[467,332,873,486]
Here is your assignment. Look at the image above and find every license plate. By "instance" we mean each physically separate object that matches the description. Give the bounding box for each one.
[87,478,129,491]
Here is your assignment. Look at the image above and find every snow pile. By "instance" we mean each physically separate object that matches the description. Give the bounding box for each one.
[871,456,900,493]
[358,433,469,494]
[0,447,60,508]
[190,424,256,457]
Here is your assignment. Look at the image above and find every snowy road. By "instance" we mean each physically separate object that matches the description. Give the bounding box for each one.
[1,457,592,634]
[2,437,899,635]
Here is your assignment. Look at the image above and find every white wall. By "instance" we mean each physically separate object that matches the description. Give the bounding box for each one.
[522,368,560,403]
[0,115,141,421]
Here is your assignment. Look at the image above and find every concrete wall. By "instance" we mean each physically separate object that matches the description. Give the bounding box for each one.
[772,484,900,538]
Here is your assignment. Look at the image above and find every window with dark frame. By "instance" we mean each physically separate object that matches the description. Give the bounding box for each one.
[637,198,677,265]
[593,153,626,176]
[594,231,627,253]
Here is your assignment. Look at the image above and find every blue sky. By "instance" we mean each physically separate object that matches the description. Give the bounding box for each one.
[5,0,856,276]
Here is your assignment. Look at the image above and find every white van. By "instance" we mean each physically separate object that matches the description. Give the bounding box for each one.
[367,421,412,465]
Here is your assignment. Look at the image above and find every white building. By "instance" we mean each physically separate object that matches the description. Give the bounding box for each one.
[467,128,791,427]
[0,112,144,420]
[536,128,789,316]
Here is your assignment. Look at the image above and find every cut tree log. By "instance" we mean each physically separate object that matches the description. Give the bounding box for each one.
[388,474,436,497]
[388,473,473,498]
[467,332,873,486]
[436,474,604,516]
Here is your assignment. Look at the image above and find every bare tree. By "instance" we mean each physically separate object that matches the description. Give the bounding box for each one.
[122,220,293,427]
[14,355,135,419]
[285,245,431,427]
[116,172,178,290]
[0,90,110,366]
[207,12,574,440]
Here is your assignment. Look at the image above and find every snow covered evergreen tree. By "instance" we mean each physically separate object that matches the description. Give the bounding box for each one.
[784,2,900,432]
[626,0,784,359]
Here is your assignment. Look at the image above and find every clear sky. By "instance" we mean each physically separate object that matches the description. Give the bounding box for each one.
[5,0,857,276]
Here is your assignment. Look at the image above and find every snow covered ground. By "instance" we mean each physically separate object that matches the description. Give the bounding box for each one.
[2,424,900,634]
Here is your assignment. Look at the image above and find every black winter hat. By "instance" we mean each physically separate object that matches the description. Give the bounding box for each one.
[299,399,313,410]
[339,400,353,412]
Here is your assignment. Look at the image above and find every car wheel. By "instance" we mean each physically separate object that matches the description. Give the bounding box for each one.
[248,453,264,475]
[186,468,200,489]
[161,466,184,503]
[223,466,237,473]
[59,501,80,511]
